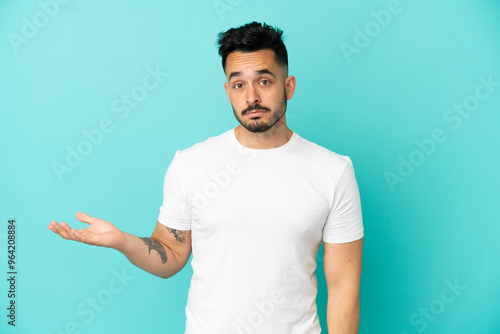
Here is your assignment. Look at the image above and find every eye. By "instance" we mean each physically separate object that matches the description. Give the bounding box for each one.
[260,80,271,85]
[234,83,243,89]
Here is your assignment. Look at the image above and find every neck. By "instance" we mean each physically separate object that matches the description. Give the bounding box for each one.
[234,118,292,149]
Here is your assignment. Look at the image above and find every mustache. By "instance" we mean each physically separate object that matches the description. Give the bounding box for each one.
[241,104,271,115]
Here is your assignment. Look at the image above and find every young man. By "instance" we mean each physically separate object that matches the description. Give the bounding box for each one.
[49,22,364,333]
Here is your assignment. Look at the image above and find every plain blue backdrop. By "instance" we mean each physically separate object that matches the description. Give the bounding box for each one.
[1,0,500,333]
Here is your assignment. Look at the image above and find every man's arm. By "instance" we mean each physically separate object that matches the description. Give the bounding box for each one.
[48,212,191,279]
[323,238,363,333]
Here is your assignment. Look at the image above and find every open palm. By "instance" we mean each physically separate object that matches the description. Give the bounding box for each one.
[48,212,124,249]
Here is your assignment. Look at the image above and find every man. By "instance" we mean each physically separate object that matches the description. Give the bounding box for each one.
[48,22,364,333]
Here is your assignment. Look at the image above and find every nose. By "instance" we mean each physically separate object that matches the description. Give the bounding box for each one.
[245,85,260,105]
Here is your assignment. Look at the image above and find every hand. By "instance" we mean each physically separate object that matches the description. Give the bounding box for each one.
[48,212,125,249]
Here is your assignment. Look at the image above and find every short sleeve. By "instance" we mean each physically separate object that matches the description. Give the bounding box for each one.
[323,157,364,243]
[157,151,192,230]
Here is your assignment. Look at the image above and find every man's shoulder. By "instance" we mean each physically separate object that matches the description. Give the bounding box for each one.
[294,133,351,169]
[182,130,231,152]
[174,129,233,162]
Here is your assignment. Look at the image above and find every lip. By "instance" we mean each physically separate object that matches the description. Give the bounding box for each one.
[245,110,268,117]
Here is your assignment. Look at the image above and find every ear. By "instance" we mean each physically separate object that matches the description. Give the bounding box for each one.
[285,75,296,100]
[224,82,231,102]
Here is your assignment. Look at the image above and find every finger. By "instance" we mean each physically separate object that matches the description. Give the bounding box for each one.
[48,221,60,234]
[49,221,73,239]
[75,212,95,225]
[48,221,57,231]
[60,221,74,232]
[60,221,80,240]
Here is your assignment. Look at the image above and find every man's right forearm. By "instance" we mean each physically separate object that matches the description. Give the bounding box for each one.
[115,232,183,279]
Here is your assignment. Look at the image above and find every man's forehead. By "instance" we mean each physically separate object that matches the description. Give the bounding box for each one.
[225,49,280,77]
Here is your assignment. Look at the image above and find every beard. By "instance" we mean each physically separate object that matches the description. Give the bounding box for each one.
[232,89,287,133]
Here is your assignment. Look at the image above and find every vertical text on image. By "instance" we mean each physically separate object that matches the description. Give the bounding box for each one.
[6,219,17,327]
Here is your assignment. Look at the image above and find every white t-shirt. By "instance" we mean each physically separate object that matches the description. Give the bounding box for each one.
[158,129,364,334]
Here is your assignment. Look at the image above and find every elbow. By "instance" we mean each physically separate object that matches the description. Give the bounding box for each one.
[159,271,176,279]
[156,267,177,279]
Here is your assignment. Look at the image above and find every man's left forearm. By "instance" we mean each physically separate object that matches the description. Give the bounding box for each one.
[323,238,363,333]
[326,288,360,333]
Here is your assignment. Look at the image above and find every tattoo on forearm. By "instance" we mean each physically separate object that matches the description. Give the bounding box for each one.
[140,237,168,264]
[166,227,186,243]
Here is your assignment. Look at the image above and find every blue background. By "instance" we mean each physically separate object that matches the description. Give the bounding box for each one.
[1,0,500,333]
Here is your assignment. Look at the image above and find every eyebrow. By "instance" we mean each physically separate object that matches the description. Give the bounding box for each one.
[228,69,276,81]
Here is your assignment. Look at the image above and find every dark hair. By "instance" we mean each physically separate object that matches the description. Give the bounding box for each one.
[216,22,288,73]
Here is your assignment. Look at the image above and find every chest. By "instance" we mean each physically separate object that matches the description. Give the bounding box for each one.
[187,158,332,246]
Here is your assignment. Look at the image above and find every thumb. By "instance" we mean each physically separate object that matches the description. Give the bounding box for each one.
[75,212,96,225]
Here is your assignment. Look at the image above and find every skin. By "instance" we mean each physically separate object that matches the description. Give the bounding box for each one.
[324,238,363,333]
[48,48,362,333]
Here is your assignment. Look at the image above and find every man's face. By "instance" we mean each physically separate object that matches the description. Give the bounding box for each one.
[224,49,294,133]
